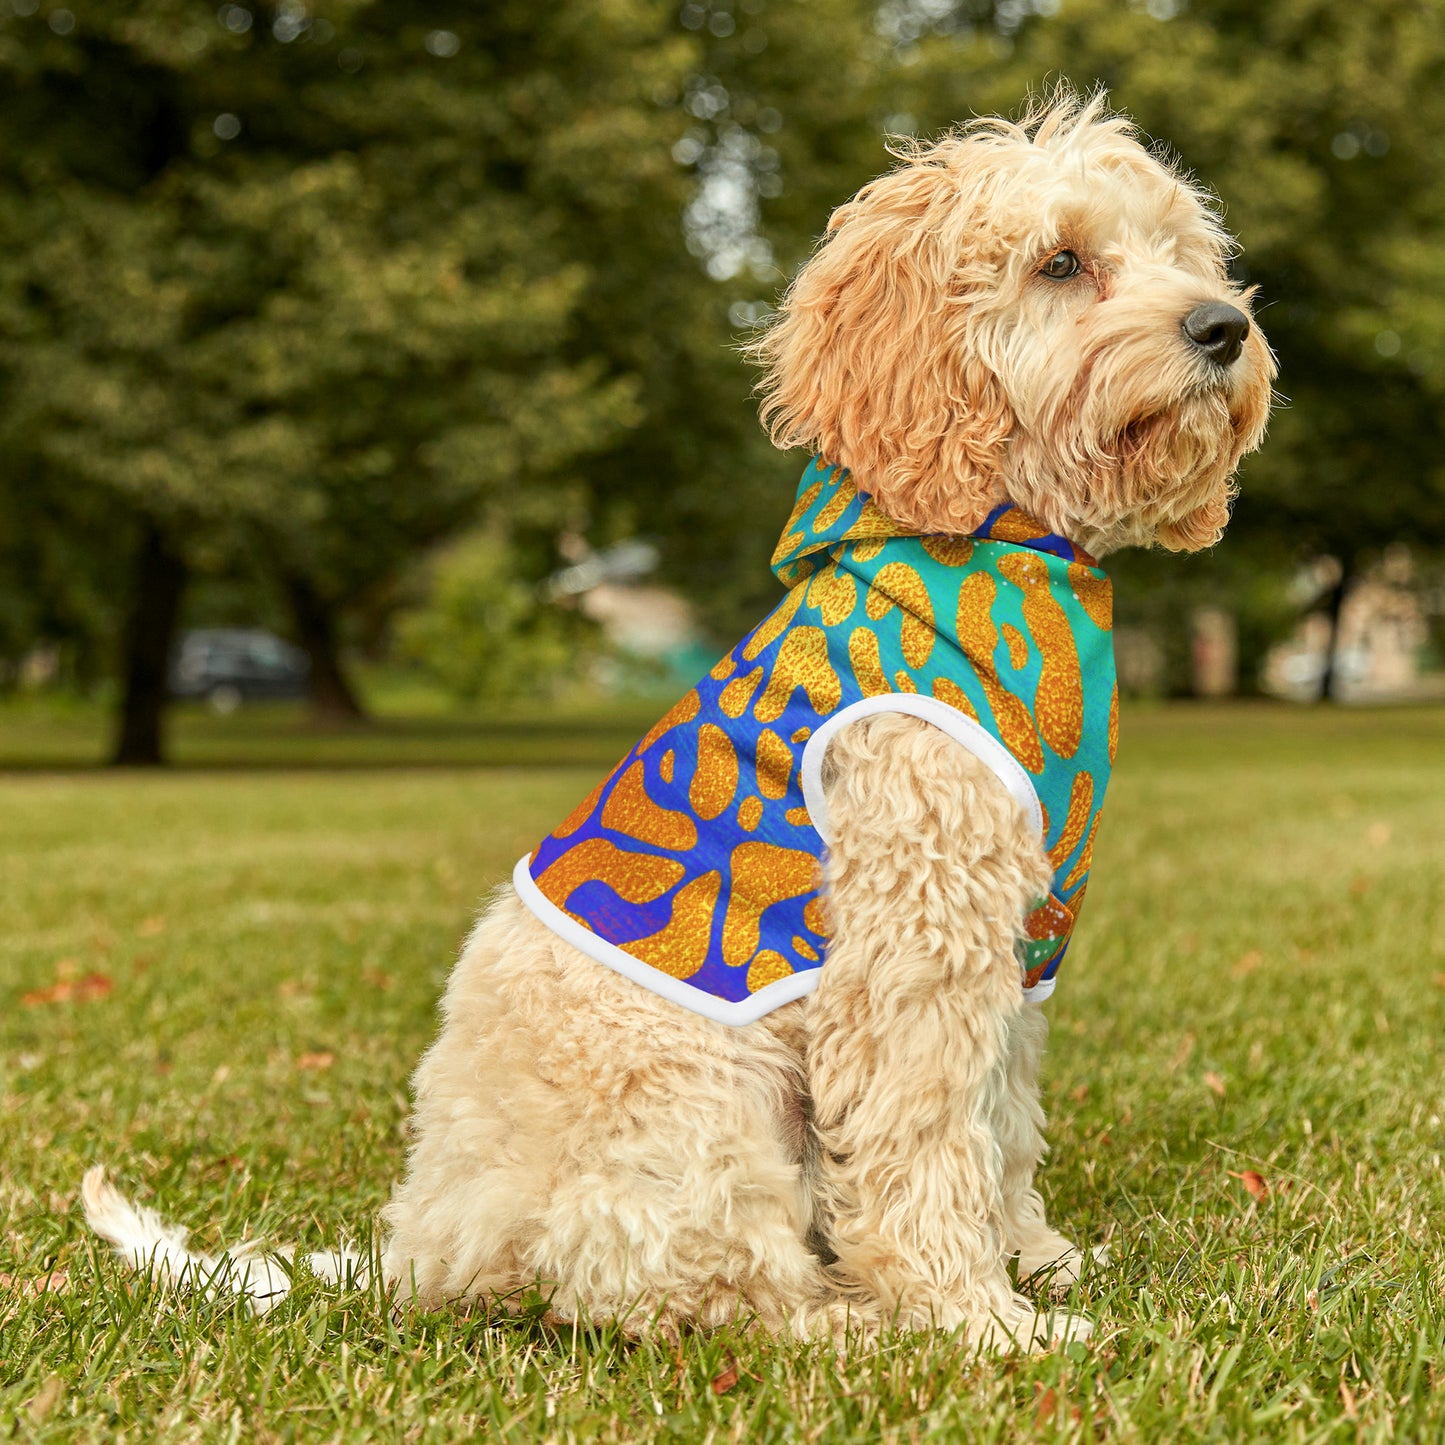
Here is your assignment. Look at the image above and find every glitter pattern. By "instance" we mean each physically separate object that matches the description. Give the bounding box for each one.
[523,459,1116,1015]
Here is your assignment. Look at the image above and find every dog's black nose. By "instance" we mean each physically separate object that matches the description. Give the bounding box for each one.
[1182,302,1250,366]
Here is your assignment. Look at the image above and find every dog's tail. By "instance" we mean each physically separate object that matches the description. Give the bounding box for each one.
[81,1166,368,1315]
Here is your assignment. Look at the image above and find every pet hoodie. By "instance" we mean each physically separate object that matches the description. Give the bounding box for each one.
[514,456,1118,1026]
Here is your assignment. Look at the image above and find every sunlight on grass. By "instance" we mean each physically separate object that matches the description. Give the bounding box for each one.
[2,703,1442,1441]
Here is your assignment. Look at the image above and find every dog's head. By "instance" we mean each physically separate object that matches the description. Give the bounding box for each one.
[752,91,1275,555]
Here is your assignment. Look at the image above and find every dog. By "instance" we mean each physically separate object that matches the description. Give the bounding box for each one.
[85,90,1273,1351]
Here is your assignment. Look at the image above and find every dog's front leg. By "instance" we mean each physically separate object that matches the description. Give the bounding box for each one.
[806,712,1088,1350]
[994,1002,1095,1289]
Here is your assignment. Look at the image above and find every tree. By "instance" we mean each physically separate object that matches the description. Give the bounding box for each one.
[0,0,691,758]
[890,0,1445,691]
[12,0,1442,736]
[569,0,893,639]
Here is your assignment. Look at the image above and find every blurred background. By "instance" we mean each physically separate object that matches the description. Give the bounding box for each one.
[2,0,1444,766]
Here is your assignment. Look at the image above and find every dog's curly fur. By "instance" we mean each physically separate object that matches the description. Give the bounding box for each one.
[381,720,1066,1348]
[751,96,1272,556]
[377,91,1273,1349]
[85,91,1274,1351]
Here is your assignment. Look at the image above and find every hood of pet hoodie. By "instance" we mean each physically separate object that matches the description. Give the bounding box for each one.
[514,457,1119,1026]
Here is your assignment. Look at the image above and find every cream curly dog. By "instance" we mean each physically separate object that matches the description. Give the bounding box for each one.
[85,93,1273,1351]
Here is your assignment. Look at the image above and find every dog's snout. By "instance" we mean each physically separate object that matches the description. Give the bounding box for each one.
[1182,302,1250,367]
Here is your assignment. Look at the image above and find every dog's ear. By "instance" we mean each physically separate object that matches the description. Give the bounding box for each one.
[751,148,1013,535]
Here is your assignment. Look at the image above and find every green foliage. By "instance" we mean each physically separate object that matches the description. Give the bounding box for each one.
[781,0,1443,685]
[396,532,596,704]
[0,458,131,686]
[0,0,683,620]
[1107,540,1302,695]
[896,0,1445,565]
[5,0,1445,707]
[575,0,889,640]
[0,0,894,697]
[2,703,1443,1438]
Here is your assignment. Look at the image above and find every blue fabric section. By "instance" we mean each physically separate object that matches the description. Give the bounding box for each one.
[977,502,1081,562]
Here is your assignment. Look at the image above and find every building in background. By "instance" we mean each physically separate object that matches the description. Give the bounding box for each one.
[1262,549,1441,701]
[547,539,717,692]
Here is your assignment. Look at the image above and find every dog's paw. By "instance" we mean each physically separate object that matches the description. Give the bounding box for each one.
[1018,1239,1110,1294]
[970,1296,1093,1353]
[1035,1308,1093,1347]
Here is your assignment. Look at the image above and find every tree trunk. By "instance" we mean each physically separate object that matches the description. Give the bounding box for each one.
[111,523,187,766]
[284,572,367,724]
[1317,555,1354,703]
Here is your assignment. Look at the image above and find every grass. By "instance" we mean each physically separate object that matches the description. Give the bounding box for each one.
[1,698,1443,1442]
[0,682,666,771]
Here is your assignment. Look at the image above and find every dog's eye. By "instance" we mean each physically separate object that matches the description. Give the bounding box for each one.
[1041,250,1081,280]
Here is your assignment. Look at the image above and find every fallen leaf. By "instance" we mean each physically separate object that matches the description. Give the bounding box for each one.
[21,973,112,1007]
[138,915,166,937]
[0,1268,69,1299]
[1228,1169,1268,1200]
[1069,1083,1089,1103]
[1231,950,1263,978]
[295,1051,334,1071]
[1433,973,1445,990]
[1034,1386,1058,1425]
[1204,1071,1227,1098]
[361,969,394,992]
[21,982,69,1007]
[1349,875,1372,898]
[710,1356,739,1396]
[1364,822,1391,848]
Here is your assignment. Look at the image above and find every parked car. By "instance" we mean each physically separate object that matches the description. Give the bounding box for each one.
[169,629,310,712]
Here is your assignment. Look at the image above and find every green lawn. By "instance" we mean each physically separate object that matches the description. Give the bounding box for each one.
[2,701,1443,1442]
